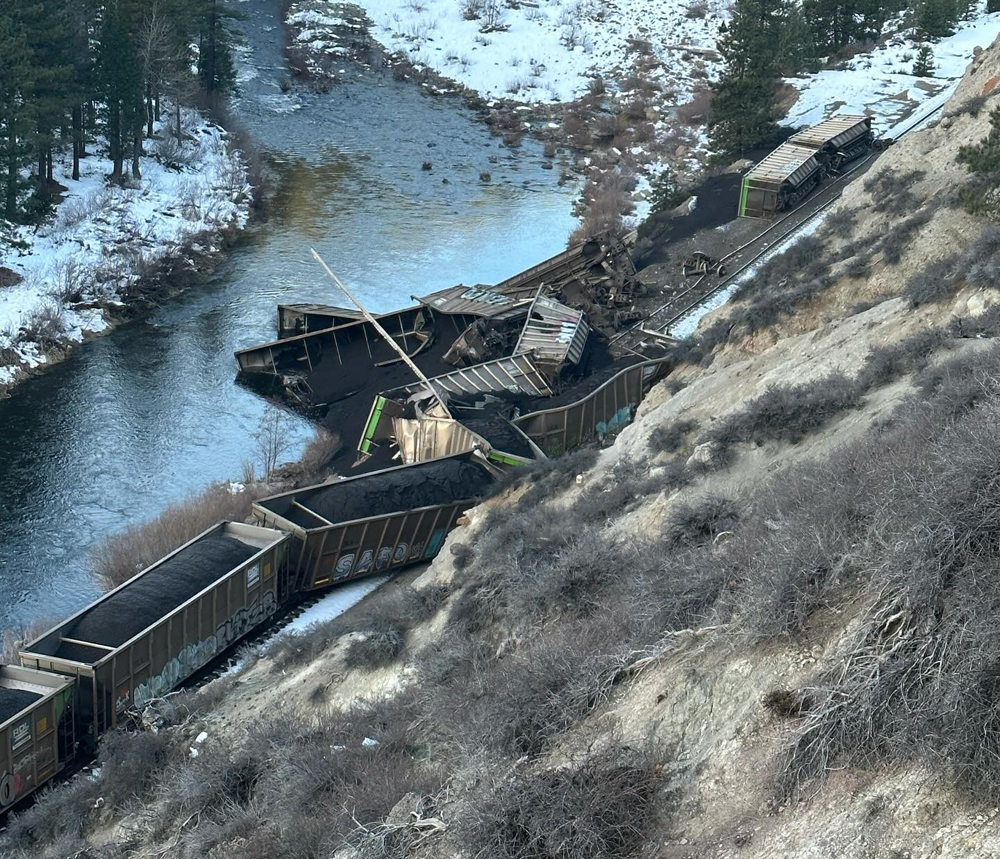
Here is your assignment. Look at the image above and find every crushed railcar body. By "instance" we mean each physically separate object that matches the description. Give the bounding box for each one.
[20,522,289,736]
[0,666,75,811]
[251,452,496,590]
[236,238,669,474]
[739,114,874,218]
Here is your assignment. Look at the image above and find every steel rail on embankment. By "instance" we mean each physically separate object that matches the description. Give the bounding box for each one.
[616,98,952,347]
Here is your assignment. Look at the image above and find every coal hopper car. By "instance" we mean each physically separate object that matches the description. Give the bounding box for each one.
[20,522,289,740]
[252,452,495,591]
[0,666,76,812]
[739,114,874,218]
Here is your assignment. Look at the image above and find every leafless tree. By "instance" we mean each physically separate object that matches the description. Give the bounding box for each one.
[253,404,295,480]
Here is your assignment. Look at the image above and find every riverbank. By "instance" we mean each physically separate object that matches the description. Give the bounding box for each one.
[283,0,1000,242]
[0,106,253,398]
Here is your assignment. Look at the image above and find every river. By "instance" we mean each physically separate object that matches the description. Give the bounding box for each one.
[0,0,577,630]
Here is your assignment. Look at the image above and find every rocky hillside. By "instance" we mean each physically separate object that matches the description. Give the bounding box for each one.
[8,32,1000,859]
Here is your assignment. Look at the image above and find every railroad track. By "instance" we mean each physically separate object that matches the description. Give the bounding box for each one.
[615,98,952,351]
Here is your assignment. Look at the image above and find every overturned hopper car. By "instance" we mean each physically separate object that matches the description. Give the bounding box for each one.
[0,666,75,811]
[513,358,672,456]
[252,452,496,591]
[20,523,289,737]
[739,115,874,218]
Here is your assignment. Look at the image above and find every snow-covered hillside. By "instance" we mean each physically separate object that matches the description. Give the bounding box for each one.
[291,0,1000,136]
[786,9,1000,132]
[0,108,252,390]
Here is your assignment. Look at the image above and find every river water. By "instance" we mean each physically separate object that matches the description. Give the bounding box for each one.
[0,0,577,630]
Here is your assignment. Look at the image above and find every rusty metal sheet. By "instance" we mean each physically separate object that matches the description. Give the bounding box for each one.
[414,284,537,318]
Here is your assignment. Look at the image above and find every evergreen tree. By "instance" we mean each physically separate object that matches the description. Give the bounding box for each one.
[197,0,239,97]
[98,0,144,181]
[779,5,820,74]
[710,0,788,155]
[0,0,37,221]
[23,0,76,201]
[801,0,886,54]
[913,44,935,76]
[915,0,958,40]
[957,104,1000,220]
[990,0,1000,13]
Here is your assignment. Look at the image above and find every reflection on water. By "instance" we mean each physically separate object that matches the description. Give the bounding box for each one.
[0,0,577,629]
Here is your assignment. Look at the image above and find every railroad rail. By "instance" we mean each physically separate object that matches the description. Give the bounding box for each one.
[616,98,951,350]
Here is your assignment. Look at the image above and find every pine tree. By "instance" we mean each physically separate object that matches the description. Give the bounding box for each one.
[916,0,958,40]
[24,0,76,197]
[989,0,1000,13]
[0,0,37,222]
[802,0,886,54]
[957,104,1000,219]
[913,44,935,76]
[710,0,788,156]
[197,0,239,97]
[98,0,144,181]
[779,5,820,74]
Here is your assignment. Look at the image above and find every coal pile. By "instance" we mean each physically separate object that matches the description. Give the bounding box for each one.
[55,534,258,661]
[0,686,42,723]
[287,458,494,528]
[460,413,533,459]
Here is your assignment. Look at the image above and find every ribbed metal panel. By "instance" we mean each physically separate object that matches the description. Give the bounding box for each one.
[745,143,821,187]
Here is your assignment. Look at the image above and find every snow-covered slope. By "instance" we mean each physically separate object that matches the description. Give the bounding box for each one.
[293,0,999,136]
[0,108,251,389]
[786,9,1000,132]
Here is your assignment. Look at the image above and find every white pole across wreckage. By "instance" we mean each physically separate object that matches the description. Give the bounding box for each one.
[310,249,453,419]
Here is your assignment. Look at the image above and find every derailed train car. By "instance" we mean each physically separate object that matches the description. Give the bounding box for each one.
[5,454,498,813]
[739,115,874,218]
[252,452,496,590]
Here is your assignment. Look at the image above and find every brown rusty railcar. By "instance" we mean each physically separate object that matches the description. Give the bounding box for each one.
[20,523,289,738]
[252,452,495,591]
[0,666,75,812]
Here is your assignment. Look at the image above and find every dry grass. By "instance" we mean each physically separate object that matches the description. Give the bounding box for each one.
[568,169,635,245]
[91,482,258,590]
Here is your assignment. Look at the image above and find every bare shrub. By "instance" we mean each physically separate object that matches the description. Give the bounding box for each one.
[676,85,713,126]
[855,328,949,390]
[97,729,183,811]
[686,0,709,16]
[665,494,740,548]
[590,113,617,143]
[299,428,342,476]
[91,482,256,590]
[344,625,406,670]
[863,168,926,216]
[19,303,66,348]
[253,403,296,479]
[959,225,1000,286]
[823,206,856,238]
[152,135,198,171]
[704,373,862,461]
[1,616,59,664]
[588,75,606,96]
[903,253,960,307]
[450,540,474,570]
[460,745,662,859]
[568,169,634,245]
[648,418,698,453]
